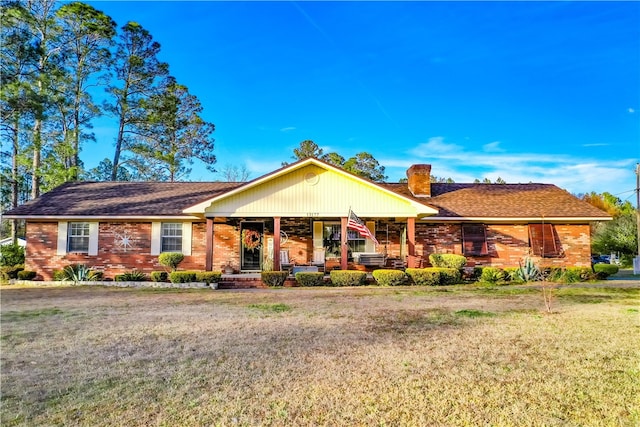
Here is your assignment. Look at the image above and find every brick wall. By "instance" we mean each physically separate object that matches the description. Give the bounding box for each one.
[26,221,208,280]
[25,219,593,280]
[416,223,592,268]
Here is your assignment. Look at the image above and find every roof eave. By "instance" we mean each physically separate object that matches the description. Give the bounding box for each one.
[419,216,613,222]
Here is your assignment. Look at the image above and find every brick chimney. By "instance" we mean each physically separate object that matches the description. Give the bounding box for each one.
[407,164,431,197]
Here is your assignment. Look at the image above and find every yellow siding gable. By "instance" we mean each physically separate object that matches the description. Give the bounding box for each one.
[196,163,434,218]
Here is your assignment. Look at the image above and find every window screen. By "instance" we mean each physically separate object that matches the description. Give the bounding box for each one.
[161,223,182,252]
[68,222,90,252]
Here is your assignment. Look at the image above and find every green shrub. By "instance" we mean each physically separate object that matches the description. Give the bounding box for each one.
[115,271,147,282]
[329,270,367,287]
[295,272,325,287]
[543,267,564,282]
[53,270,66,281]
[504,267,520,282]
[16,270,37,280]
[405,268,440,286]
[593,263,619,277]
[479,267,506,284]
[261,271,288,287]
[151,271,168,282]
[1,265,24,280]
[566,267,595,282]
[158,252,185,271]
[428,254,467,269]
[196,271,222,284]
[0,243,25,266]
[435,267,462,285]
[169,271,197,283]
[371,269,408,286]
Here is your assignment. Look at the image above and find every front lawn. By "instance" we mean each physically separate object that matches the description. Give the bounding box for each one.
[1,285,638,426]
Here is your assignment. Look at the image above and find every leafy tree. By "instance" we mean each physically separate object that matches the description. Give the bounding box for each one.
[55,2,116,181]
[131,76,216,181]
[343,152,387,182]
[84,158,132,181]
[474,177,506,184]
[0,1,39,240]
[582,191,637,262]
[591,212,638,260]
[19,0,66,199]
[292,139,323,161]
[580,192,634,217]
[321,152,345,167]
[105,21,168,180]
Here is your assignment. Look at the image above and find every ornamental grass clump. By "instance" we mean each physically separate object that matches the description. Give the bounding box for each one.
[329,270,367,287]
[479,267,506,284]
[115,271,148,282]
[371,269,409,286]
[295,272,324,287]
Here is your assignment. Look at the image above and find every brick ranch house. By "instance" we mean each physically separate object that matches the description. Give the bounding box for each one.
[3,158,611,281]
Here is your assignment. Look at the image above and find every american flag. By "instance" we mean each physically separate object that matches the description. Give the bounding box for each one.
[347,209,378,245]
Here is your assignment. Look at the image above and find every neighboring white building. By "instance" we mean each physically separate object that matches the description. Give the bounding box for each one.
[0,237,26,247]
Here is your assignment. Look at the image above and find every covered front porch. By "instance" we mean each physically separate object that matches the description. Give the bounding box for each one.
[201,216,424,273]
[182,158,438,273]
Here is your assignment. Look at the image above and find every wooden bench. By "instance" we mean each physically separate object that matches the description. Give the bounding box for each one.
[355,253,385,267]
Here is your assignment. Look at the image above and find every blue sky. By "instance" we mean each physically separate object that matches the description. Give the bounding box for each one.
[87,1,640,198]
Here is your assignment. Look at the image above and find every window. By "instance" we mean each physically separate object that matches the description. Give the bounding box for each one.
[322,222,365,257]
[161,223,182,252]
[68,222,90,252]
[462,224,488,256]
[528,224,560,257]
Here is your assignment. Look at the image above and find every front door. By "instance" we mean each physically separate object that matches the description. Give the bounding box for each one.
[240,222,263,271]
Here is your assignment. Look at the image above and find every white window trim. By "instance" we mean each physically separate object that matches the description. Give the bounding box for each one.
[57,221,98,255]
[151,222,192,256]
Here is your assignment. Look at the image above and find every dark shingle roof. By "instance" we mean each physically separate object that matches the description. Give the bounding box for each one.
[384,182,611,219]
[3,179,610,220]
[3,181,242,217]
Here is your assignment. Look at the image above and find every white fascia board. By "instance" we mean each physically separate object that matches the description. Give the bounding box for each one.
[5,215,202,221]
[419,216,613,223]
[184,157,439,215]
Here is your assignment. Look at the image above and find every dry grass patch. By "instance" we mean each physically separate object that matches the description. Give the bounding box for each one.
[1,285,639,426]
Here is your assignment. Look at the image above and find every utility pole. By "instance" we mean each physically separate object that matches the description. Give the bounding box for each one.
[636,163,640,254]
[636,163,640,273]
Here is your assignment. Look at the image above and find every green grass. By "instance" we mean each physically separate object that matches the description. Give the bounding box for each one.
[247,302,292,313]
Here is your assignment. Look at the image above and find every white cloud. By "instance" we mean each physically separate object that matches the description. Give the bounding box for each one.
[384,137,637,194]
[280,127,296,133]
[628,108,636,114]
[408,136,462,158]
[482,141,503,153]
